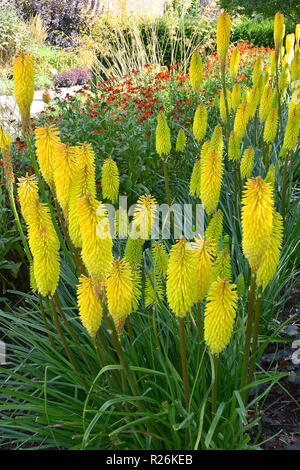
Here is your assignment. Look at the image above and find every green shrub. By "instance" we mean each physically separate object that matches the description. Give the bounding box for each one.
[231,16,295,48]
[218,0,300,24]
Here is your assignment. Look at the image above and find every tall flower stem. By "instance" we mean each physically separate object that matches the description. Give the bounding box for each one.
[39,294,55,349]
[8,183,32,264]
[179,317,190,411]
[49,296,88,391]
[212,354,218,419]
[282,150,290,222]
[246,286,263,402]
[162,158,174,232]
[241,271,257,403]
[275,53,283,134]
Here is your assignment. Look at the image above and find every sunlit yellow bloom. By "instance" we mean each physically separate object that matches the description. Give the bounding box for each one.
[228,130,241,161]
[274,13,285,53]
[189,50,203,93]
[247,86,260,119]
[209,124,224,155]
[189,159,202,198]
[133,194,157,240]
[192,236,215,302]
[211,247,232,283]
[217,10,231,68]
[107,258,134,334]
[200,150,223,214]
[152,240,169,278]
[77,194,113,296]
[0,127,11,151]
[230,47,240,82]
[12,51,34,133]
[193,103,207,142]
[166,237,196,317]
[176,128,186,152]
[204,278,237,355]
[156,111,171,157]
[278,64,290,95]
[53,143,77,220]
[259,84,273,124]
[77,275,102,338]
[35,125,61,187]
[101,156,119,202]
[252,58,263,86]
[270,51,277,77]
[257,211,283,289]
[234,100,249,141]
[241,177,274,272]
[296,24,300,47]
[115,208,129,238]
[17,174,39,221]
[0,128,14,186]
[264,108,278,143]
[240,147,255,179]
[219,89,231,123]
[27,202,60,296]
[205,209,223,250]
[232,83,241,112]
[282,105,300,151]
[291,50,300,82]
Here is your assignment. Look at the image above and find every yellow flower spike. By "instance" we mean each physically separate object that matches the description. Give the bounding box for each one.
[124,237,144,268]
[278,65,290,95]
[286,33,295,54]
[252,58,263,86]
[133,194,157,241]
[192,236,215,302]
[156,111,171,157]
[234,100,249,141]
[217,10,231,69]
[189,159,202,198]
[77,275,102,338]
[0,128,14,186]
[296,24,300,47]
[0,127,12,151]
[35,125,61,187]
[274,12,285,53]
[115,208,129,238]
[152,240,169,278]
[291,50,300,82]
[30,263,37,293]
[228,130,241,161]
[205,209,223,250]
[17,174,39,221]
[53,143,77,221]
[12,51,34,134]
[209,124,224,154]
[219,89,231,123]
[259,84,273,124]
[166,237,197,317]
[230,47,240,82]
[131,267,142,311]
[272,88,279,109]
[189,50,203,93]
[193,103,207,143]
[200,149,223,214]
[257,211,283,290]
[211,248,232,283]
[265,164,275,188]
[27,201,59,255]
[240,147,255,180]
[101,156,119,203]
[176,128,186,152]
[282,106,300,151]
[270,51,277,77]
[68,143,96,247]
[204,278,238,355]
[232,83,241,112]
[189,141,210,198]
[77,194,113,295]
[264,108,278,144]
[106,258,134,334]
[247,86,260,119]
[241,177,274,272]
[145,268,164,308]
[27,203,60,297]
